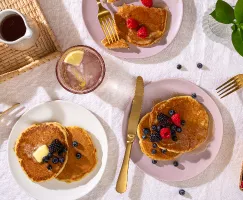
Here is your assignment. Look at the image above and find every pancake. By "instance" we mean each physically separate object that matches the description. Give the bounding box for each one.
[150,96,209,153]
[114,4,168,47]
[15,122,69,182]
[57,126,97,182]
[101,38,129,49]
[137,113,180,160]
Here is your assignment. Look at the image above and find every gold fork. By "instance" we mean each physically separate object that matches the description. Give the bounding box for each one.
[216,74,243,98]
[96,0,119,44]
[0,103,20,119]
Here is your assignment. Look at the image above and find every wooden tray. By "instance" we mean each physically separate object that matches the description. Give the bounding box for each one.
[0,0,61,83]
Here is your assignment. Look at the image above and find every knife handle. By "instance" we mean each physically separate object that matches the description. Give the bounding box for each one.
[116,142,132,193]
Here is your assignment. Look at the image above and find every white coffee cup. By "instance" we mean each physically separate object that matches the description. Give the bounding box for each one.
[0,9,39,50]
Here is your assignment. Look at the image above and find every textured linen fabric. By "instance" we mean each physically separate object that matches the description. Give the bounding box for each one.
[1,0,243,199]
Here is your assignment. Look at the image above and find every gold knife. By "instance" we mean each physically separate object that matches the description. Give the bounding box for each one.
[116,76,144,193]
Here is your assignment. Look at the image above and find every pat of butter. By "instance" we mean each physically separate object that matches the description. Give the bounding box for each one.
[33,145,49,163]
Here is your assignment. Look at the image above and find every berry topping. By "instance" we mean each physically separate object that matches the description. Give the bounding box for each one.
[47,153,53,158]
[150,133,162,142]
[76,153,82,159]
[191,93,197,99]
[197,63,203,69]
[157,113,171,127]
[177,64,182,70]
[151,125,157,131]
[176,127,182,133]
[152,159,157,164]
[179,189,186,196]
[152,143,157,148]
[137,26,148,38]
[47,165,52,171]
[181,120,186,126]
[151,149,157,154]
[161,149,167,154]
[48,139,65,153]
[157,125,162,132]
[58,150,64,156]
[72,141,78,147]
[42,156,49,163]
[169,110,175,116]
[160,128,171,139]
[142,135,147,140]
[171,113,181,127]
[173,161,179,167]
[143,128,150,135]
[141,0,153,8]
[52,157,59,164]
[170,124,177,131]
[172,136,178,141]
[240,181,243,189]
[59,157,65,164]
[126,18,139,29]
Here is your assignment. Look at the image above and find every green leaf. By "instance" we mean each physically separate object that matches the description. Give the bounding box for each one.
[214,0,235,24]
[235,0,243,23]
[240,28,243,41]
[232,24,237,31]
[232,28,243,56]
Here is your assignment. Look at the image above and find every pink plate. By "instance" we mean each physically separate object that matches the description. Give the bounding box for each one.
[82,0,183,59]
[123,79,223,181]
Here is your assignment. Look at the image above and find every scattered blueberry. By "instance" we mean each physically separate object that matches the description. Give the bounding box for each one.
[47,165,52,171]
[152,160,157,164]
[181,120,185,126]
[143,128,150,135]
[176,127,182,133]
[179,189,186,196]
[177,64,182,70]
[152,143,157,148]
[172,136,178,141]
[59,157,65,164]
[170,125,177,131]
[142,135,147,140]
[169,110,175,116]
[151,149,157,154]
[191,93,197,99]
[72,141,78,147]
[76,153,82,159]
[42,156,49,163]
[162,149,167,154]
[151,125,157,131]
[197,63,203,69]
[52,157,59,164]
[173,161,179,167]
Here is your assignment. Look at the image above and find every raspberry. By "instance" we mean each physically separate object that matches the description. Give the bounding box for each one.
[137,26,148,38]
[241,181,243,189]
[126,18,139,29]
[160,128,171,139]
[171,113,181,127]
[141,0,153,8]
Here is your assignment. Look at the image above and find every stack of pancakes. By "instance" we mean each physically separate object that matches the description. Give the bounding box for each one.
[137,96,209,161]
[15,123,97,183]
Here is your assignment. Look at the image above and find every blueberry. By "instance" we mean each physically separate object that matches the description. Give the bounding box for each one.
[197,63,203,69]
[152,160,157,164]
[72,141,78,147]
[152,143,157,148]
[179,189,186,196]
[177,64,182,70]
[52,157,59,164]
[47,165,52,171]
[47,153,53,158]
[143,128,150,135]
[170,125,177,131]
[176,127,182,133]
[169,110,175,116]
[58,150,64,156]
[151,125,157,131]
[161,149,167,154]
[150,133,162,142]
[76,153,82,159]
[181,120,185,126]
[42,156,49,163]
[63,147,68,152]
[173,161,179,167]
[171,130,176,136]
[191,93,197,99]
[157,125,162,132]
[172,136,178,141]
[59,157,65,164]
[151,149,157,154]
[142,135,147,140]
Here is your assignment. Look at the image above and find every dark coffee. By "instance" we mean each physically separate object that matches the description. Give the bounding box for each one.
[0,14,26,41]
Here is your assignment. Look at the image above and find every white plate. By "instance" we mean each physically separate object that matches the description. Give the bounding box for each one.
[8,101,108,200]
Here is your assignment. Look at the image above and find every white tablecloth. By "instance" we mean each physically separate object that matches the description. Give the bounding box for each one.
[1,0,243,199]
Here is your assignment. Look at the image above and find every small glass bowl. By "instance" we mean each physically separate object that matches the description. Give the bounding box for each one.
[56,45,105,94]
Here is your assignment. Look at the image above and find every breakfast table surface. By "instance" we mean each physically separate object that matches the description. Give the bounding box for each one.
[1,0,243,200]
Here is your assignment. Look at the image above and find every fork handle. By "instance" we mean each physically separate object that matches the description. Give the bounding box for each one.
[116,142,132,193]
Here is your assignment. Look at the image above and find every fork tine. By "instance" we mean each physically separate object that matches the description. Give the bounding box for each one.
[220,86,241,99]
[219,84,239,96]
[217,79,237,93]
[112,19,120,41]
[216,76,238,90]
[103,17,114,43]
[100,19,111,44]
[106,17,116,42]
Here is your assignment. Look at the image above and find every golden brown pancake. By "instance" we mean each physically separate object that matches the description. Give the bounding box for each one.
[114,4,168,47]
[57,126,97,183]
[137,113,180,160]
[150,96,209,153]
[15,122,69,182]
[101,38,129,49]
